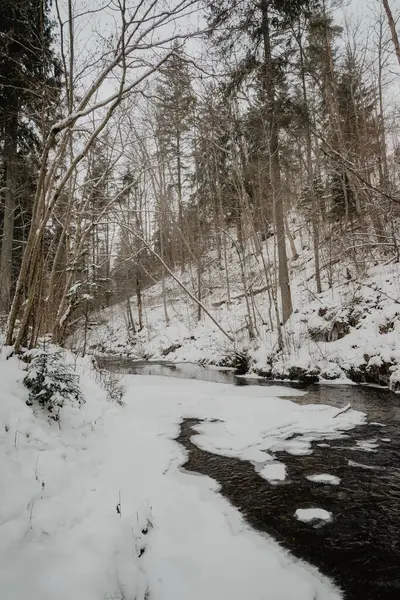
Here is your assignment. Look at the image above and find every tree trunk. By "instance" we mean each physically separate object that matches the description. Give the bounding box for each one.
[126,295,136,334]
[261,0,293,324]
[176,128,185,273]
[136,272,143,331]
[0,112,18,313]
[297,21,322,293]
[382,0,400,67]
[377,15,390,188]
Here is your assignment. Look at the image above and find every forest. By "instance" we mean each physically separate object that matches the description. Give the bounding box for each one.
[0,0,399,364]
[1,3,400,600]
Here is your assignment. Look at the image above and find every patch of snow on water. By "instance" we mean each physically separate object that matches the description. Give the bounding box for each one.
[295,509,332,523]
[192,394,365,464]
[348,459,383,470]
[352,439,380,452]
[259,462,286,483]
[306,474,341,485]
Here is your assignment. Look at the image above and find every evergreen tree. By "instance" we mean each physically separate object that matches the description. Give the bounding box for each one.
[0,0,59,311]
[154,43,196,269]
[194,89,243,231]
[23,347,84,421]
[207,0,322,325]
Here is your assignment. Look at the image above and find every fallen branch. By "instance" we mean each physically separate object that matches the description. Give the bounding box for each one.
[117,223,234,342]
[333,404,352,419]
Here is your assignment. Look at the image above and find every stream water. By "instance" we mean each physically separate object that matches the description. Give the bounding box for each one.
[97,357,400,600]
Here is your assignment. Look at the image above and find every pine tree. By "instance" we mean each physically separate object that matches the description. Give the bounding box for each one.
[0,0,59,312]
[23,347,84,421]
[207,0,322,325]
[154,43,195,270]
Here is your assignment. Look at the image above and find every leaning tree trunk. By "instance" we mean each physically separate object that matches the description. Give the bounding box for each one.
[0,111,18,313]
[382,0,400,68]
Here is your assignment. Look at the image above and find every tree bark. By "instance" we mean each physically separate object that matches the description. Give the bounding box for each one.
[382,0,400,67]
[0,112,18,312]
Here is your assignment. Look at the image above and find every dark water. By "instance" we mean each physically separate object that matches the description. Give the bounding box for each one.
[96,356,240,383]
[98,357,400,599]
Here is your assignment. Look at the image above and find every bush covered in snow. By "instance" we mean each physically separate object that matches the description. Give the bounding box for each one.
[23,348,84,420]
[97,368,126,406]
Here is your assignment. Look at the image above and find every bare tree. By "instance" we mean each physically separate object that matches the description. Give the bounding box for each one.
[5,0,202,351]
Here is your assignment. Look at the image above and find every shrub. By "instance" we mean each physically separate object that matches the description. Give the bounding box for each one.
[98,369,126,406]
[90,358,126,406]
[219,349,250,375]
[23,349,85,420]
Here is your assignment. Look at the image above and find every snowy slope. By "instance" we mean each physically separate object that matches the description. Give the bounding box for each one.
[0,348,367,600]
[67,229,400,389]
[0,350,149,600]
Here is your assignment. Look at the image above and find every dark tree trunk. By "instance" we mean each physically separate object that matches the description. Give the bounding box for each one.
[0,110,18,312]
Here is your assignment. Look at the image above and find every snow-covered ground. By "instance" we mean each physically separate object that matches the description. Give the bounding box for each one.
[68,229,400,390]
[0,349,367,600]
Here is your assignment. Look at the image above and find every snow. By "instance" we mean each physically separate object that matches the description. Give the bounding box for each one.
[295,509,332,523]
[190,392,365,465]
[0,350,368,600]
[347,459,382,470]
[259,461,286,483]
[352,439,379,452]
[306,474,341,485]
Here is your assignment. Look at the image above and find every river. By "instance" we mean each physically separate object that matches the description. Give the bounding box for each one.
[96,357,400,600]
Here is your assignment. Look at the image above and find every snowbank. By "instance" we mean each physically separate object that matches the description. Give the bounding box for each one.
[0,349,149,600]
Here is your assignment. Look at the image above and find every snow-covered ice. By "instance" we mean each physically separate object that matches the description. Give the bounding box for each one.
[295,509,332,523]
[306,474,341,485]
[259,461,286,483]
[348,459,382,470]
[352,439,379,452]
[0,351,367,600]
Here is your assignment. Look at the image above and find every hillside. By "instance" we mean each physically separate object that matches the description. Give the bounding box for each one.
[68,226,400,391]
